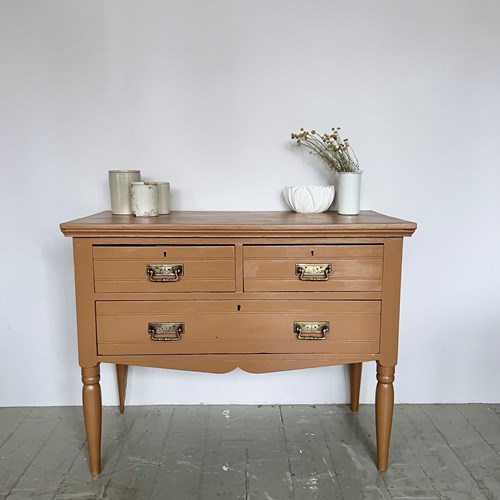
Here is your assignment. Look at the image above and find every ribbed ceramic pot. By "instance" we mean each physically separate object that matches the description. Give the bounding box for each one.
[337,172,362,215]
[283,185,335,213]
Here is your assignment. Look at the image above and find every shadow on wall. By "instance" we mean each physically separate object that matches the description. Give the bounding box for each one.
[42,236,80,402]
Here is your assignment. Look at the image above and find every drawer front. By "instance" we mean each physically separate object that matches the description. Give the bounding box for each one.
[93,246,235,293]
[243,245,383,292]
[96,300,381,355]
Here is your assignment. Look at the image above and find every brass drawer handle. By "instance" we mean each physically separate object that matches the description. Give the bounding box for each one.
[148,322,184,341]
[294,321,329,340]
[295,263,332,281]
[146,264,184,282]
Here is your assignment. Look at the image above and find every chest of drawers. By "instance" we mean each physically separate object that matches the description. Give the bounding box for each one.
[60,210,416,476]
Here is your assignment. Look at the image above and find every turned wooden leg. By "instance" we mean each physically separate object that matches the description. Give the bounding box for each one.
[116,364,128,414]
[375,363,395,472]
[349,362,362,412]
[82,365,102,476]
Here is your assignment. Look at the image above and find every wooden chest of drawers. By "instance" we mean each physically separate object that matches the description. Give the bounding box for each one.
[60,210,416,476]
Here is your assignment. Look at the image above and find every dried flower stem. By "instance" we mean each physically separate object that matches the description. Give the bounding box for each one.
[291,127,360,173]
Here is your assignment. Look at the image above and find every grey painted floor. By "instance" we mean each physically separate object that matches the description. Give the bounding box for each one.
[1,405,500,499]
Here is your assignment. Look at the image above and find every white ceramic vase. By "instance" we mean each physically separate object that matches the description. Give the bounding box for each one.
[337,172,362,215]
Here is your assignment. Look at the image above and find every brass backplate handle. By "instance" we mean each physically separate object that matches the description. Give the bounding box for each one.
[146,264,184,282]
[295,263,332,281]
[294,321,329,340]
[148,322,184,341]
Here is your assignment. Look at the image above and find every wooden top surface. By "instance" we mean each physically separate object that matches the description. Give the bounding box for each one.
[60,210,417,238]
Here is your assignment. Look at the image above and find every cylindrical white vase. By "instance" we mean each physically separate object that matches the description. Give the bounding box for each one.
[109,170,141,214]
[155,182,170,215]
[130,182,159,217]
[337,171,363,215]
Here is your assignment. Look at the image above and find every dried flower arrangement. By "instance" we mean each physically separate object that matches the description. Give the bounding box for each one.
[290,127,360,173]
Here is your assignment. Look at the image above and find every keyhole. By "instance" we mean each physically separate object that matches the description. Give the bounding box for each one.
[311,250,314,256]
[237,304,241,312]
[163,251,167,257]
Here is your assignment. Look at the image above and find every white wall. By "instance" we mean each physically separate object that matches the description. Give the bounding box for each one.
[1,0,499,406]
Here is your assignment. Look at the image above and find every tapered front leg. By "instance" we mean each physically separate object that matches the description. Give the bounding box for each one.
[349,363,362,412]
[82,365,102,476]
[116,364,128,414]
[375,362,395,472]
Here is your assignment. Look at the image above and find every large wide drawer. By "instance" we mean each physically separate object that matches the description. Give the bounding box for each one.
[243,245,383,292]
[93,246,235,293]
[96,300,381,355]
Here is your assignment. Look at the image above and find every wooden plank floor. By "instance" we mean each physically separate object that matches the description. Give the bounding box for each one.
[1,405,500,499]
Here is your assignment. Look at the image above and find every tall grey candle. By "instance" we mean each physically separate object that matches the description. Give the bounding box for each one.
[109,170,141,214]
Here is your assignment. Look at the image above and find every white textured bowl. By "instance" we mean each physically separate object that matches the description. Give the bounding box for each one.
[283,185,335,213]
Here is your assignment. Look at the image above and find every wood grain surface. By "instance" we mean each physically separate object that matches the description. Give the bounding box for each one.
[61,210,417,237]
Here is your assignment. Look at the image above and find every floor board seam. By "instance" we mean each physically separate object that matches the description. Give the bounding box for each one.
[0,408,33,451]
[318,405,346,498]
[100,410,139,499]
[148,406,176,500]
[278,406,296,499]
[455,405,500,457]
[244,446,250,500]
[396,406,441,500]
[419,404,491,500]
[52,434,87,497]
[5,410,61,497]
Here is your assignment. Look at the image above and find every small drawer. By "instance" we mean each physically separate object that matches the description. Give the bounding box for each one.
[93,246,235,293]
[96,300,381,355]
[243,245,383,292]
